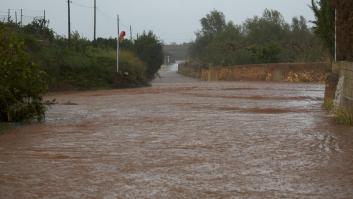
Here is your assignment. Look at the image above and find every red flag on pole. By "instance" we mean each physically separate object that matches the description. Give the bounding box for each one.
[119,31,126,42]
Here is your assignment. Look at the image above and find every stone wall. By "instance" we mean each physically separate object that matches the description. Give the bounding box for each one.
[178,63,202,79]
[179,62,328,83]
[334,62,353,111]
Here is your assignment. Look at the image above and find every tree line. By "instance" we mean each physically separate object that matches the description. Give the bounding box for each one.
[189,9,329,67]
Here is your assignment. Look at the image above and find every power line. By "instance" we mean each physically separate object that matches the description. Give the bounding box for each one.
[7,8,43,12]
[3,9,44,17]
[96,7,131,30]
[71,2,93,9]
[2,8,45,26]
[96,7,114,19]
[22,15,44,18]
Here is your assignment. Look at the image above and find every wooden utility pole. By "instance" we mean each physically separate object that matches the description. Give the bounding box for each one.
[7,9,10,22]
[94,0,97,42]
[67,0,71,46]
[334,8,337,62]
[20,9,23,27]
[15,11,17,24]
[117,14,120,73]
[44,10,46,21]
[130,25,132,40]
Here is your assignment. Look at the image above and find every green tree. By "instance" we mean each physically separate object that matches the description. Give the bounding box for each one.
[201,22,247,65]
[189,9,327,66]
[133,31,164,80]
[311,0,335,58]
[190,10,230,64]
[22,18,54,41]
[200,10,227,36]
[0,26,47,122]
[245,10,287,43]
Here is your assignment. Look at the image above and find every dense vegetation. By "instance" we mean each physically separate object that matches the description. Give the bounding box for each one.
[0,25,47,122]
[189,9,329,67]
[312,0,353,126]
[312,0,353,62]
[311,0,335,58]
[0,19,164,122]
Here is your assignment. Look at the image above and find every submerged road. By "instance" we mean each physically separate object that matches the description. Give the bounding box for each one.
[1,63,353,199]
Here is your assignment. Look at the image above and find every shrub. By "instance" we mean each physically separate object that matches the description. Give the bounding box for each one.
[335,108,353,126]
[133,31,164,80]
[22,18,55,41]
[37,44,147,90]
[113,50,148,87]
[323,98,334,112]
[1,20,161,92]
[0,26,47,122]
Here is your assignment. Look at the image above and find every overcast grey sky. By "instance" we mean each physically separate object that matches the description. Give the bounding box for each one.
[1,0,315,44]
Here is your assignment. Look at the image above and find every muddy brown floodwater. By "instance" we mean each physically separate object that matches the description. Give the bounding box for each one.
[1,64,353,199]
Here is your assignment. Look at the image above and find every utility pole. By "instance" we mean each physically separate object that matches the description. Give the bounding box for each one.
[130,25,132,40]
[44,10,46,21]
[334,8,337,62]
[7,9,10,23]
[15,11,17,24]
[67,0,71,47]
[117,15,120,38]
[94,0,97,42]
[117,14,120,73]
[20,9,23,27]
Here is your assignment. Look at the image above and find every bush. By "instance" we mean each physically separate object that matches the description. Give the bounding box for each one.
[0,26,47,122]
[133,31,164,80]
[21,32,148,90]
[1,20,162,92]
[335,108,353,126]
[113,50,148,87]
[22,18,55,41]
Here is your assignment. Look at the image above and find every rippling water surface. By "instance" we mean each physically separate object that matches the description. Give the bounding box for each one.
[1,64,353,198]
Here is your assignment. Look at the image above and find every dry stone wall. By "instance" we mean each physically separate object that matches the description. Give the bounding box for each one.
[178,63,328,83]
[340,62,353,111]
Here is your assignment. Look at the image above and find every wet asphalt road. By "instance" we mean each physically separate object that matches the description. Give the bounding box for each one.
[1,63,353,199]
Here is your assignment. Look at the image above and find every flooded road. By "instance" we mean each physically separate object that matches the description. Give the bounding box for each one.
[1,63,353,199]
